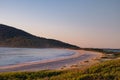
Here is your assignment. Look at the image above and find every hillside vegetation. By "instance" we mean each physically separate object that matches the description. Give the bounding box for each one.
[0,59,120,80]
[82,48,120,58]
[0,24,79,49]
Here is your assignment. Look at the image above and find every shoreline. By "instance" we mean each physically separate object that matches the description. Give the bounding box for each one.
[0,50,103,72]
[0,49,80,68]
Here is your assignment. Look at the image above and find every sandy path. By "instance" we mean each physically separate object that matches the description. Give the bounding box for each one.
[0,50,102,72]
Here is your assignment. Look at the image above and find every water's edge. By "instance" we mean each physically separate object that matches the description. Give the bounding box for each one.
[0,48,76,66]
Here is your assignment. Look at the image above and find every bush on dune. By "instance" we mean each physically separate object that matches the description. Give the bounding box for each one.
[0,59,120,80]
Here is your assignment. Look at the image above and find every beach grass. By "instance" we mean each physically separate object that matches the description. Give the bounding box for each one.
[0,59,120,80]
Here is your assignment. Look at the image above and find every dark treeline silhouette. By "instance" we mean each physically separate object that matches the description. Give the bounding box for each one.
[0,24,80,49]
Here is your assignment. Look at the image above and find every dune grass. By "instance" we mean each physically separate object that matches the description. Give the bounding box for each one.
[0,59,120,80]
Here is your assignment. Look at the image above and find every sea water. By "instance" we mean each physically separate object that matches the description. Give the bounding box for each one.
[0,48,75,66]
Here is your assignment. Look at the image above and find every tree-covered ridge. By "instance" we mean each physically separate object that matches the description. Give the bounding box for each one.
[0,24,80,49]
[0,24,34,40]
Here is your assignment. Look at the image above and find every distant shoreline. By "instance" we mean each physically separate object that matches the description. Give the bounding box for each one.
[0,49,103,72]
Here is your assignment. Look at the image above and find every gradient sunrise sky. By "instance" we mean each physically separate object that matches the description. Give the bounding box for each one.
[0,0,120,48]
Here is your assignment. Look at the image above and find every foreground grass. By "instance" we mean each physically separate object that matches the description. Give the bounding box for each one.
[0,59,120,80]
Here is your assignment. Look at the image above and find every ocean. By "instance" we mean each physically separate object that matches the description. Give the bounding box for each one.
[0,48,75,66]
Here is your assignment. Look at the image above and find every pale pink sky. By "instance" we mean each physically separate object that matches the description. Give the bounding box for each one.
[0,0,120,48]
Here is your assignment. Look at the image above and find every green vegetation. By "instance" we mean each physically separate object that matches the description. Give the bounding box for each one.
[82,48,120,58]
[0,24,80,49]
[114,53,120,57]
[0,59,120,80]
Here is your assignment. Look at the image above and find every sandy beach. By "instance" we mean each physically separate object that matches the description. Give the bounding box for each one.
[0,50,103,72]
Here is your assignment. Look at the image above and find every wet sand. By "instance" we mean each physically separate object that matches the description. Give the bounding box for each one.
[0,50,103,72]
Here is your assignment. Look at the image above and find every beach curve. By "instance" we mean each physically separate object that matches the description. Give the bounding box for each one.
[0,50,103,72]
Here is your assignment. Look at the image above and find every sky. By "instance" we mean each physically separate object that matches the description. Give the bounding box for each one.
[0,0,120,49]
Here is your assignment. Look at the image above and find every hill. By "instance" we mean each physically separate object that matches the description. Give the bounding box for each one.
[0,24,80,49]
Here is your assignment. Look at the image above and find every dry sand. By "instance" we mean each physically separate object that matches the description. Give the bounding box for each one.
[0,50,103,72]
